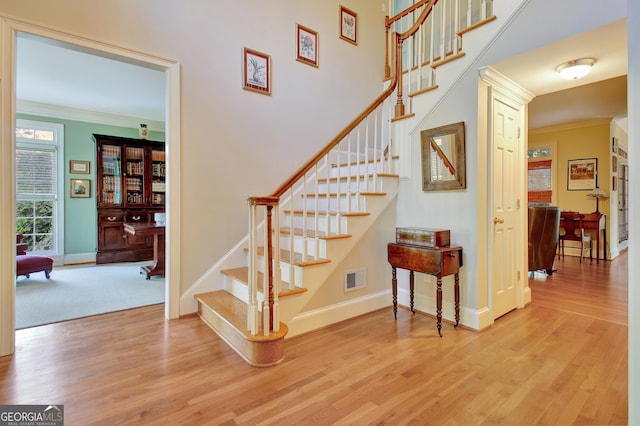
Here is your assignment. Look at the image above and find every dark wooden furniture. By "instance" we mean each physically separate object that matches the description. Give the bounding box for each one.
[387,241,463,337]
[94,134,165,264]
[559,211,592,263]
[560,212,606,263]
[528,206,560,274]
[123,223,165,279]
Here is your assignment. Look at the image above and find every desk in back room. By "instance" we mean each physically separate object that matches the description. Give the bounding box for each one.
[560,212,606,263]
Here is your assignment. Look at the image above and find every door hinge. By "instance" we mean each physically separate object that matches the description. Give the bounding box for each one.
[517,271,521,280]
[517,199,520,210]
[517,127,521,139]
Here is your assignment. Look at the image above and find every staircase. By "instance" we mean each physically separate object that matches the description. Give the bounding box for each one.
[194,0,497,367]
[196,157,400,366]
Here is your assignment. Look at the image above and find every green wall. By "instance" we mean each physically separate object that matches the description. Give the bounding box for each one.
[17,113,165,256]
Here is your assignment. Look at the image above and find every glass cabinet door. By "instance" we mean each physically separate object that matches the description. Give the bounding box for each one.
[125,146,145,206]
[99,144,122,205]
[151,149,166,206]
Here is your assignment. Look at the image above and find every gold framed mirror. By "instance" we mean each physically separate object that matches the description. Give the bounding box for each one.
[420,121,466,191]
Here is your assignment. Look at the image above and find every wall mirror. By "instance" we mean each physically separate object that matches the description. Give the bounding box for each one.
[420,121,466,191]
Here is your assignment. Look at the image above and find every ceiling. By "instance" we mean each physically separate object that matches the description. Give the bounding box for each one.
[16,33,166,123]
[15,19,627,130]
[490,18,628,129]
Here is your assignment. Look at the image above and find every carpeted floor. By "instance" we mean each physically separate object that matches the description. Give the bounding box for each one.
[15,261,165,329]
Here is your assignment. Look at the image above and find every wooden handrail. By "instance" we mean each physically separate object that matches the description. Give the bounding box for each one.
[385,0,430,27]
[398,0,437,41]
[269,37,400,199]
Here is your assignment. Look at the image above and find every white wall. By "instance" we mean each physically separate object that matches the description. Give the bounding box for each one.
[0,0,386,294]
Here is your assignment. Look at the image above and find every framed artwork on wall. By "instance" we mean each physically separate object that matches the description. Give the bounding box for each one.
[339,6,357,45]
[567,158,597,191]
[70,179,91,198]
[242,47,271,95]
[296,24,319,67]
[69,160,90,174]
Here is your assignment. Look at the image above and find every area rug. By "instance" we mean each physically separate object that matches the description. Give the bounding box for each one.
[15,262,165,329]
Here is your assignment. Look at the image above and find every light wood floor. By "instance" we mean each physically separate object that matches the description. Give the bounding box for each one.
[0,253,628,425]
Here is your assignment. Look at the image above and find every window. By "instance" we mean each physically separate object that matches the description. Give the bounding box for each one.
[15,120,64,255]
[527,142,557,206]
[528,160,552,204]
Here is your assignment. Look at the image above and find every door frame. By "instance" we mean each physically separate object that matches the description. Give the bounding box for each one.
[478,66,534,325]
[0,16,182,356]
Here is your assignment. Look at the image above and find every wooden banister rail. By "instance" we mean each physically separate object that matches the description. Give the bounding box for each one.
[385,0,431,27]
[270,71,399,199]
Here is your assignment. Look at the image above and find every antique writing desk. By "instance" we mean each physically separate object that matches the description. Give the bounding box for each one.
[123,222,165,279]
[387,242,463,337]
[560,212,606,263]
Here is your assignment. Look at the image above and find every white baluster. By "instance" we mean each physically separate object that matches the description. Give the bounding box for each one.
[288,186,295,290]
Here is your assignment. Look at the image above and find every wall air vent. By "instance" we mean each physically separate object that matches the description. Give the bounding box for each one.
[344,268,366,292]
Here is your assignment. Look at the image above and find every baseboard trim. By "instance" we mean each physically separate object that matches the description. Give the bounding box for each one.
[287,290,391,337]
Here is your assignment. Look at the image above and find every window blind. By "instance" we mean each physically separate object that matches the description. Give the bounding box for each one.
[16,148,57,196]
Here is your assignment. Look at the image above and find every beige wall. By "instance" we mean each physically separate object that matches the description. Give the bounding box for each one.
[529,119,612,258]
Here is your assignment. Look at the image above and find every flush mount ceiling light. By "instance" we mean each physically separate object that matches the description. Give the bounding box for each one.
[556,58,596,80]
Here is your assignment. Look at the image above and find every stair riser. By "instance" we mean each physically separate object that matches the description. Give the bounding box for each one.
[280,234,327,259]
[331,163,380,177]
[197,301,286,367]
[282,214,348,235]
[301,196,366,213]
[319,179,378,194]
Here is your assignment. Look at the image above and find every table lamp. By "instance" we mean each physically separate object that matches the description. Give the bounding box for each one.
[587,187,608,214]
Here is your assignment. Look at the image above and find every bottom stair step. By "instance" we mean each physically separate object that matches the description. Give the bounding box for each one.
[195,290,288,367]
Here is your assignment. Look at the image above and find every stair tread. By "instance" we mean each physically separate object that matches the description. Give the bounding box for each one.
[221,267,309,297]
[317,173,399,182]
[331,156,399,168]
[280,227,352,240]
[245,246,331,267]
[195,290,288,342]
[284,209,370,217]
[302,191,387,197]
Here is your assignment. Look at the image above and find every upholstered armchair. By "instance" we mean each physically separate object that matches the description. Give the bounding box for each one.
[528,206,560,274]
[16,233,28,255]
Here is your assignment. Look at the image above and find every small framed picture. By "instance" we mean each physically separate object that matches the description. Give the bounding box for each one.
[296,24,319,67]
[339,6,357,45]
[567,158,597,191]
[70,179,91,198]
[69,160,90,174]
[242,47,271,95]
[612,137,618,153]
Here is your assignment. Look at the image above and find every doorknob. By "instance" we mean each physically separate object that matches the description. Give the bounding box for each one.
[493,217,504,224]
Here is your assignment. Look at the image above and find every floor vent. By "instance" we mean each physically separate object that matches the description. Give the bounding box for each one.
[345,268,366,292]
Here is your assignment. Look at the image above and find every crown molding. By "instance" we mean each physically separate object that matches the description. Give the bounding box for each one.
[16,99,165,132]
[528,117,613,135]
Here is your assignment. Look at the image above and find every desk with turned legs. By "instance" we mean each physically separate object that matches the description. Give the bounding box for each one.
[387,243,463,337]
[123,222,165,279]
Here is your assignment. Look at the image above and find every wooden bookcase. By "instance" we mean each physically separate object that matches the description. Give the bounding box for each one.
[94,134,166,264]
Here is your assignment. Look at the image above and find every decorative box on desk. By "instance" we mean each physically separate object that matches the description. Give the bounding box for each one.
[395,227,450,247]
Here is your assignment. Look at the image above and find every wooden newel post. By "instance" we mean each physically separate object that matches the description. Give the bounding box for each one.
[265,205,275,331]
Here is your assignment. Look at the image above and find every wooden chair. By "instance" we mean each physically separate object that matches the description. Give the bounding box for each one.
[559,212,592,262]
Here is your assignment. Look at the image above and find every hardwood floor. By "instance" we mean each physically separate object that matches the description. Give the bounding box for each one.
[0,253,628,425]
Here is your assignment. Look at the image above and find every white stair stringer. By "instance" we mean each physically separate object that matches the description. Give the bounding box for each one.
[221,174,398,337]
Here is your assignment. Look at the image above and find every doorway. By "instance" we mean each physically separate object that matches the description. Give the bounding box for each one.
[1,17,182,356]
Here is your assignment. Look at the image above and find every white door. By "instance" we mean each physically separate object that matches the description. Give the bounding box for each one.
[491,99,520,319]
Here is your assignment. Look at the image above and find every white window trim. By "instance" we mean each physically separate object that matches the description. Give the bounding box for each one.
[15,118,64,259]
